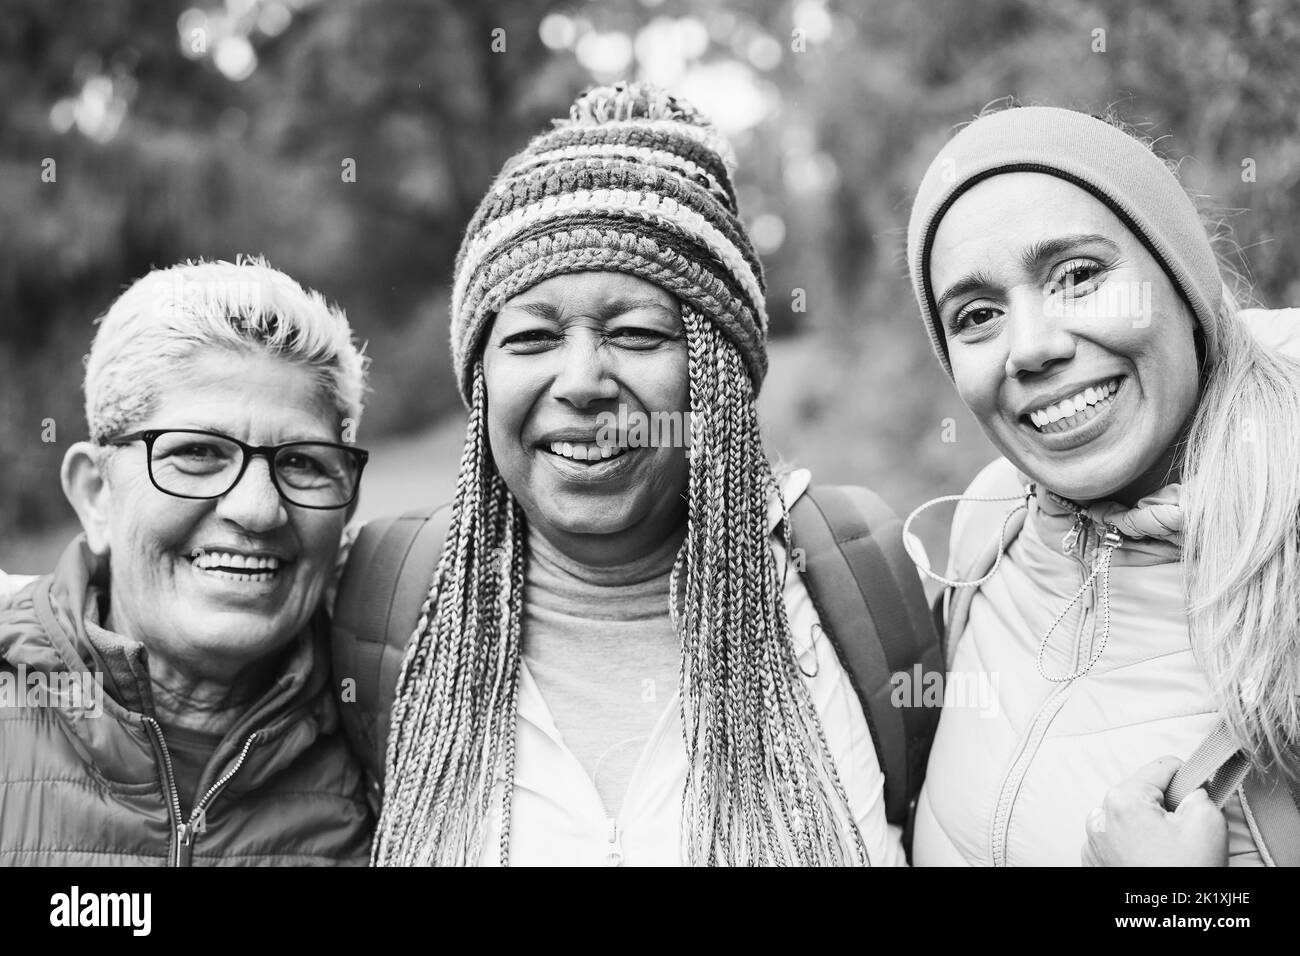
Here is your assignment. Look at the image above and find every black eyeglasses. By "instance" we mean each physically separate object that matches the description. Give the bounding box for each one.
[99,429,369,510]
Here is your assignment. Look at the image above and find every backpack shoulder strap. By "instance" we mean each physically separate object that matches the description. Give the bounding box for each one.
[1164,718,1251,811]
[1167,717,1300,866]
[332,504,452,794]
[1241,763,1300,867]
[789,484,943,834]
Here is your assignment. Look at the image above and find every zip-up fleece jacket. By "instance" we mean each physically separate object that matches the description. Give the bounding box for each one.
[0,538,373,866]
[912,458,1263,866]
[914,305,1300,866]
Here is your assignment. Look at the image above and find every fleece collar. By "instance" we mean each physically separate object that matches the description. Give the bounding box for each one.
[1033,481,1183,564]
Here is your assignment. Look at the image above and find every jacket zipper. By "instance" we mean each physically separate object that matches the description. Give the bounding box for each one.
[989,513,1099,866]
[988,683,1073,866]
[143,718,186,865]
[606,818,624,866]
[144,718,260,867]
[1068,520,1099,670]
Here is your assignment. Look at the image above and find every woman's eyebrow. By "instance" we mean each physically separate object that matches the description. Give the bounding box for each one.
[502,297,677,321]
[1020,234,1119,270]
[936,235,1122,313]
[936,270,996,314]
[507,301,560,320]
[596,297,677,319]
[160,421,335,442]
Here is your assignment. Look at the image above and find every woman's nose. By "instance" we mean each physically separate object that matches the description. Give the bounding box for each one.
[549,331,618,408]
[215,456,289,531]
[1004,288,1076,378]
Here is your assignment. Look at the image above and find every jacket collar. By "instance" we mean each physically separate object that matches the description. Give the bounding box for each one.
[1030,478,1184,563]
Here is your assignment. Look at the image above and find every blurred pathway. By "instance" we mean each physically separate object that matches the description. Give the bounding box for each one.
[352,412,468,523]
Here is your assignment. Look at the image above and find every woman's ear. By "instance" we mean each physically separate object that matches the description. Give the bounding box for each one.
[61,442,113,556]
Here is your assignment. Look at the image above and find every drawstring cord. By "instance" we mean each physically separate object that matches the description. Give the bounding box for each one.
[1036,524,1123,682]
[901,484,1035,589]
[903,483,1126,683]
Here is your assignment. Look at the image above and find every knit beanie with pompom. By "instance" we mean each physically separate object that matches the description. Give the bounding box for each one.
[449,81,769,403]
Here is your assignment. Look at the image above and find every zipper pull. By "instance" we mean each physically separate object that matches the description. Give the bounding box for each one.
[1093,526,1123,570]
[606,820,624,867]
[1062,516,1084,554]
[175,823,195,867]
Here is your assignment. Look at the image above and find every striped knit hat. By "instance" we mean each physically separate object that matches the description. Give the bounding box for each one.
[449,82,768,403]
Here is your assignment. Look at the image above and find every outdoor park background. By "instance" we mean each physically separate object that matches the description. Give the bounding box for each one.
[3,0,1299,573]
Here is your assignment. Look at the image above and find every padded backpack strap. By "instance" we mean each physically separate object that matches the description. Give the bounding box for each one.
[790,485,943,829]
[1168,717,1300,866]
[332,505,452,793]
[1165,718,1251,812]
[1241,763,1300,867]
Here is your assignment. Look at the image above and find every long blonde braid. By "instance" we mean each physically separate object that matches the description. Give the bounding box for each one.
[373,312,866,866]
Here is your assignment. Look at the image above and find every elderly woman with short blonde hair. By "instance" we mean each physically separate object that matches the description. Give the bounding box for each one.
[0,256,374,866]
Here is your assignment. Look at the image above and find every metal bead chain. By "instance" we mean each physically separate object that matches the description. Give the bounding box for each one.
[1036,527,1122,683]
[901,484,1036,589]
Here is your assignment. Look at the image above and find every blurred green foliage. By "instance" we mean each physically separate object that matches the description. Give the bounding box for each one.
[2,0,1299,566]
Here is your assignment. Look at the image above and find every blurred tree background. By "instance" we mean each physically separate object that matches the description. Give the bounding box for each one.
[3,0,1299,569]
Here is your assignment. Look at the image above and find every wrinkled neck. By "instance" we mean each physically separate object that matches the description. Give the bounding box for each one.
[98,602,274,735]
[145,652,273,736]
[526,520,683,590]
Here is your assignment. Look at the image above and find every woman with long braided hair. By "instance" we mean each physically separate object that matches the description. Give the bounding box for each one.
[369,83,903,866]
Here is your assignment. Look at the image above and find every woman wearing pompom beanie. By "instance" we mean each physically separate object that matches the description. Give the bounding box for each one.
[368,82,906,866]
[905,104,1300,866]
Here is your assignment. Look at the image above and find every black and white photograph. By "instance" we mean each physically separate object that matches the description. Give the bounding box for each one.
[0,0,1295,931]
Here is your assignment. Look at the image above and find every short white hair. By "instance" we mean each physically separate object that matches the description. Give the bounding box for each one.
[84,256,369,442]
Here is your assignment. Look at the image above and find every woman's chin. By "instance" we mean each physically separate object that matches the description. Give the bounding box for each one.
[539,508,635,538]
[1006,452,1143,504]
[992,387,1182,503]
[176,579,316,651]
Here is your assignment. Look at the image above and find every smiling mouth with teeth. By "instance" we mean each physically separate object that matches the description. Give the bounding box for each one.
[546,440,628,462]
[1026,378,1122,434]
[189,549,285,582]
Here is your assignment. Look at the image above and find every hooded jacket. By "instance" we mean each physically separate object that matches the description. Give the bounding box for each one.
[0,538,372,866]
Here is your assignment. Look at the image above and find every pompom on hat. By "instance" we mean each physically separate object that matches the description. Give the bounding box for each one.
[449,81,769,404]
[906,106,1225,377]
